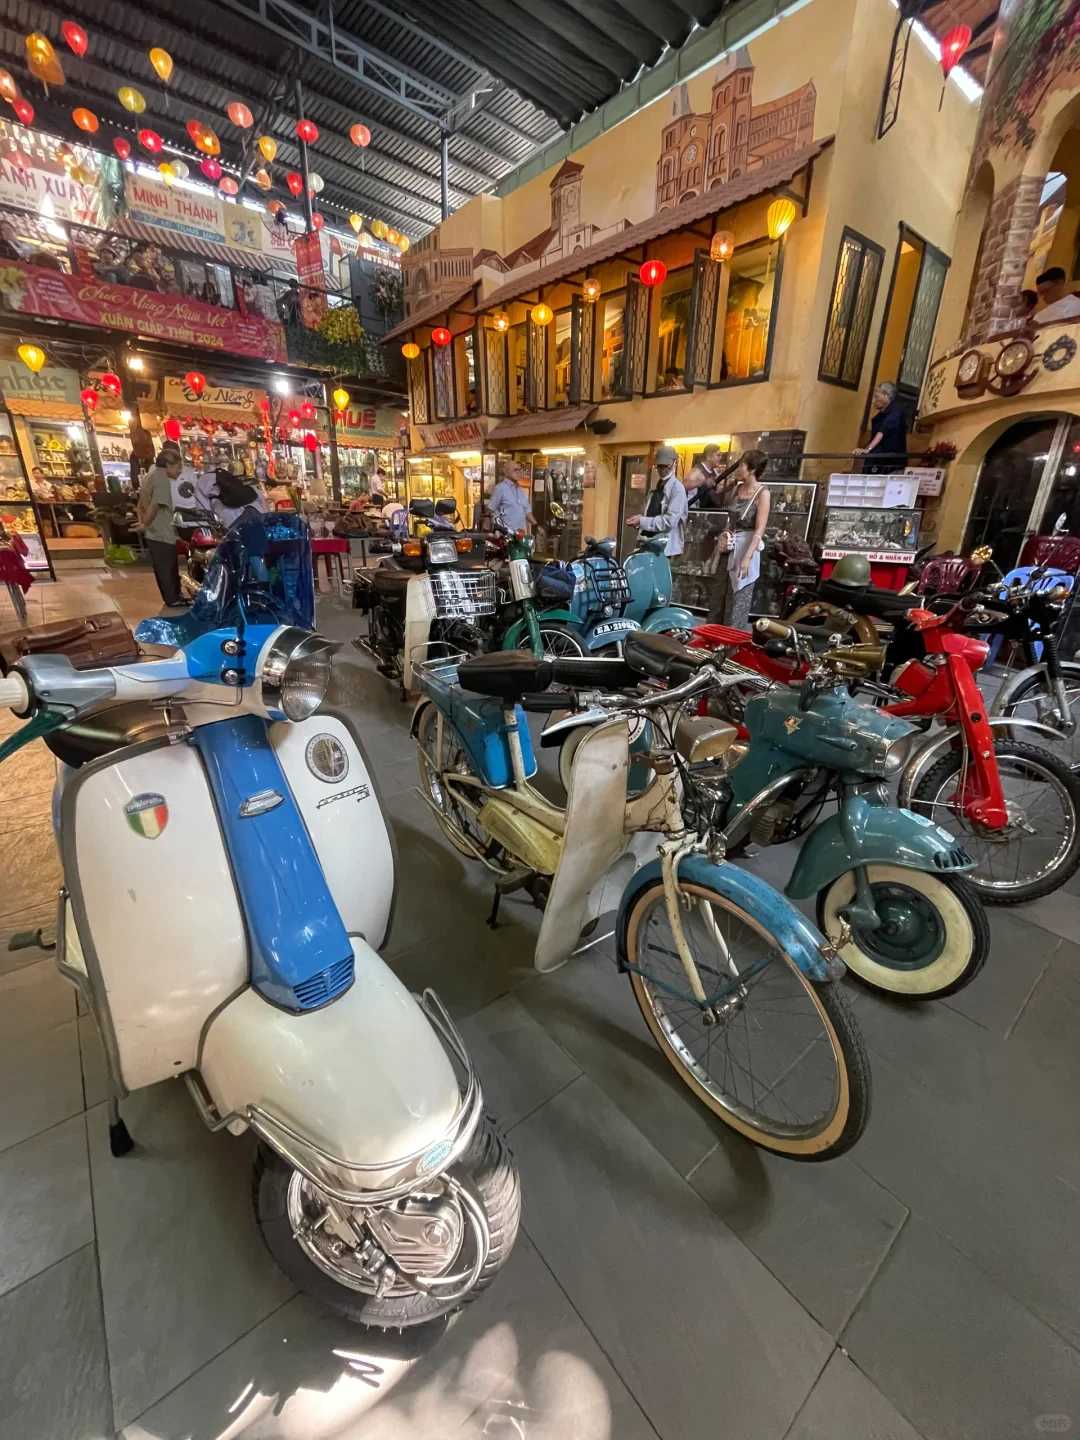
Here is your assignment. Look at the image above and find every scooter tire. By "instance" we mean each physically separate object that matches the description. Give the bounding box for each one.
[817,866,988,1000]
[253,1116,521,1329]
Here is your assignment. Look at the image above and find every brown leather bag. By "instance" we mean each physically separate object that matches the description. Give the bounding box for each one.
[0,612,139,673]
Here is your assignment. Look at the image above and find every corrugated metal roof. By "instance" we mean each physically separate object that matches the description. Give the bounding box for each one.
[487,405,597,443]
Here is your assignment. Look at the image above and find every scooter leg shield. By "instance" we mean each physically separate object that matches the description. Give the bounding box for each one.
[198,939,475,1199]
[785,794,973,900]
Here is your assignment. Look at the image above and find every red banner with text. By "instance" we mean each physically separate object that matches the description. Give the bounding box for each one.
[0,260,287,363]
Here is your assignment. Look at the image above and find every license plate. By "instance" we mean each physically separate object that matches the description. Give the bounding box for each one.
[592,620,638,637]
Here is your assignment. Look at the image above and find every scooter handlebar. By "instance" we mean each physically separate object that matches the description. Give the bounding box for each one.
[0,674,28,711]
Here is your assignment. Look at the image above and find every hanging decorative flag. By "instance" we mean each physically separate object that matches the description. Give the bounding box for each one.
[226,100,253,128]
[349,122,371,148]
[148,47,173,82]
[61,21,89,57]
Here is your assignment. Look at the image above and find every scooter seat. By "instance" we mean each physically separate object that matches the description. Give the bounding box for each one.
[817,580,920,618]
[458,650,551,702]
[624,629,712,682]
[371,567,411,597]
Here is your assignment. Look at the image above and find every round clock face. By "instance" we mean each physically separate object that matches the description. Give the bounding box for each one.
[957,349,983,384]
[996,339,1032,378]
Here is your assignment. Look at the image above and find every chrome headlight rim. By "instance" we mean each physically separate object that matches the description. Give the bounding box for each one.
[425,537,459,566]
[880,729,916,779]
[260,626,336,722]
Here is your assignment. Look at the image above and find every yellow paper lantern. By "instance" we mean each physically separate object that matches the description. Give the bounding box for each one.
[148,47,173,83]
[257,135,277,163]
[766,198,797,241]
[582,278,601,302]
[370,219,387,240]
[348,212,363,234]
[401,342,420,360]
[117,86,146,114]
[492,313,509,333]
[158,162,176,185]
[710,229,735,262]
[398,235,410,254]
[26,34,64,87]
[332,387,350,410]
[17,343,46,374]
[531,302,553,327]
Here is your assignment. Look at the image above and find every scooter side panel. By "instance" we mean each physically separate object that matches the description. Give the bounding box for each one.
[641,605,697,634]
[785,797,972,900]
[271,715,394,949]
[67,741,248,1092]
[200,938,462,1187]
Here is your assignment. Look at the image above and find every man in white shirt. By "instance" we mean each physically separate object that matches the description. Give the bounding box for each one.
[627,445,688,557]
[1035,267,1080,324]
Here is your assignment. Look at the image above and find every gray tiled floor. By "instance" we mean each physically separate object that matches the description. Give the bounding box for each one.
[2,565,1080,1439]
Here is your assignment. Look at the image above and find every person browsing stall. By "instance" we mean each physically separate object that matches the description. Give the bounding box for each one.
[710,449,771,630]
[489,461,534,534]
[135,445,184,607]
[855,381,908,472]
[627,445,688,557]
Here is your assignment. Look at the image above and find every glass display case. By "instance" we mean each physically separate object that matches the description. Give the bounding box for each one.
[671,510,729,612]
[22,417,97,540]
[821,506,921,559]
[0,410,52,575]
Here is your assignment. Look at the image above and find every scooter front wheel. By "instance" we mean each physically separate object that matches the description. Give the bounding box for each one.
[817,865,988,1000]
[625,880,870,1159]
[254,1117,521,1328]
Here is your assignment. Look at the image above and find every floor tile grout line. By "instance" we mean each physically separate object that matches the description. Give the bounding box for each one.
[0,1099,86,1158]
[520,1215,666,1440]
[119,1290,300,1434]
[683,1139,720,1183]
[0,1236,95,1308]
[834,1203,910,1340]
[81,1108,120,1440]
[1003,959,1052,1041]
[778,1344,836,1440]
[504,1069,584,1137]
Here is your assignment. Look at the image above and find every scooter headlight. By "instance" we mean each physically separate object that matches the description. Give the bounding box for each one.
[425,537,459,566]
[880,730,916,778]
[261,627,335,721]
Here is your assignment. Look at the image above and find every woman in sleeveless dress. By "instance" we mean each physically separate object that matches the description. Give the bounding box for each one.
[710,449,771,630]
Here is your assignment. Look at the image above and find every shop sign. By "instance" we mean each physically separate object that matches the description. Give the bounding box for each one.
[125,173,224,244]
[416,418,489,449]
[339,404,403,438]
[904,466,946,497]
[822,548,917,564]
[164,377,263,410]
[630,471,647,490]
[0,357,81,405]
[0,260,287,363]
[294,232,327,328]
[0,124,108,227]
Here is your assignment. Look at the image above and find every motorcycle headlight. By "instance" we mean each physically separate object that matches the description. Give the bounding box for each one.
[426,537,458,566]
[261,627,335,721]
[880,730,916,778]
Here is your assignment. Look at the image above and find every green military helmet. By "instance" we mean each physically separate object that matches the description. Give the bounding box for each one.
[830,553,871,588]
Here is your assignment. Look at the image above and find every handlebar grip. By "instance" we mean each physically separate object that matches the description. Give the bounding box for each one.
[0,674,29,711]
[754,617,793,641]
[521,692,571,713]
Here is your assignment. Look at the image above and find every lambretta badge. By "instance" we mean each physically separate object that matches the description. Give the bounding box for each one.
[124,792,169,839]
[784,715,801,734]
[316,783,370,810]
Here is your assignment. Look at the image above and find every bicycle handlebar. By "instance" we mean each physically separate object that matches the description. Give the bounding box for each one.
[0,674,28,711]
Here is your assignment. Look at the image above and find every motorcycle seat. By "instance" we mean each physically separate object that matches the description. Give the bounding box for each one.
[624,629,712,682]
[818,579,920,618]
[371,567,411,597]
[458,651,639,702]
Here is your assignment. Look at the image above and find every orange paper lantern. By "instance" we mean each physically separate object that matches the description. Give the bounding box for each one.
[148,47,173,82]
[0,70,17,103]
[254,167,271,190]
[26,33,65,87]
[401,342,420,360]
[226,100,253,128]
[349,122,371,147]
[72,107,98,133]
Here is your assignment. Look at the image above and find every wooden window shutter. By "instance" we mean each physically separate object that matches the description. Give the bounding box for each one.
[684,251,722,387]
[618,277,649,397]
[569,294,594,405]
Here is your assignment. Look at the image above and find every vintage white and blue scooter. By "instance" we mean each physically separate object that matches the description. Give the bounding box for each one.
[0,514,519,1328]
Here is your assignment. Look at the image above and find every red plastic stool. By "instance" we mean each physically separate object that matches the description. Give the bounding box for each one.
[311,536,349,594]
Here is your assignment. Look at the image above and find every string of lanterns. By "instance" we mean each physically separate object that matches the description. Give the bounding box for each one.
[0,21,410,251]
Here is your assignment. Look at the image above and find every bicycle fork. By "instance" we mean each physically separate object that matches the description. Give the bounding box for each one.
[659,836,744,1027]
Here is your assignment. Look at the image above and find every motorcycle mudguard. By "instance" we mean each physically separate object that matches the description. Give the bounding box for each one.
[990,662,1080,715]
[896,717,1066,809]
[641,605,697,635]
[786,794,972,900]
[500,608,577,650]
[616,854,833,982]
[583,619,640,650]
[199,940,474,1197]
[534,718,631,973]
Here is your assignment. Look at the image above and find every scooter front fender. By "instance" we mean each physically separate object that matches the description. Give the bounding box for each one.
[616,854,834,982]
[786,794,971,900]
[198,939,476,1202]
[989,662,1049,716]
[641,605,697,635]
[500,608,577,650]
[895,717,1065,809]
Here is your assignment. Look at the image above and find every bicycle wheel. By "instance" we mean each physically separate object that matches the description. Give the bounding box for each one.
[537,622,586,658]
[999,663,1080,770]
[415,702,514,873]
[624,879,869,1159]
[910,739,1080,904]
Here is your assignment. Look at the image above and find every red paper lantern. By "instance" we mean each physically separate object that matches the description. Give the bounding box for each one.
[349,122,371,148]
[939,24,972,77]
[61,21,89,58]
[286,172,304,197]
[13,99,34,126]
[163,416,182,442]
[218,177,239,197]
[184,370,206,397]
[300,401,316,420]
[311,212,324,230]
[639,259,667,287]
[199,158,222,181]
[138,128,163,154]
[100,371,121,397]
[295,118,318,143]
[72,107,98,134]
[303,431,319,452]
[287,409,301,428]
[112,136,132,161]
[431,326,451,348]
[226,100,253,129]
[79,387,97,411]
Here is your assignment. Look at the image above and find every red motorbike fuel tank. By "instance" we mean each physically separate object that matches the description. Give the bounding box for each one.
[891,658,936,698]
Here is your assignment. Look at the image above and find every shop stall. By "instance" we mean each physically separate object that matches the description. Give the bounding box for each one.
[819,471,921,590]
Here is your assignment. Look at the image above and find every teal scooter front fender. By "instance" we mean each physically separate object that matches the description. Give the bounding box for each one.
[641,605,697,635]
[500,607,577,650]
[786,793,973,900]
[617,853,835,984]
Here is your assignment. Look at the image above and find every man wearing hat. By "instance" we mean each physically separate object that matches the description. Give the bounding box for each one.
[626,444,688,557]
[135,444,185,607]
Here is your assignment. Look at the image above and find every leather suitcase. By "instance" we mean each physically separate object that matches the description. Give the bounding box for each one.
[0,612,140,673]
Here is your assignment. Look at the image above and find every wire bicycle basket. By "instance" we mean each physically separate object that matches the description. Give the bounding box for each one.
[426,568,498,620]
[579,556,631,614]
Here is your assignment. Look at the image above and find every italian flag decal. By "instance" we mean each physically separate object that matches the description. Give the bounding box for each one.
[124,792,169,840]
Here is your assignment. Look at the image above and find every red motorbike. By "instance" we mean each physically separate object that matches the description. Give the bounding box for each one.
[692,600,1080,905]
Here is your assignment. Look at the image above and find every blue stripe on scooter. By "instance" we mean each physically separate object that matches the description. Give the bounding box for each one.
[193,715,353,1011]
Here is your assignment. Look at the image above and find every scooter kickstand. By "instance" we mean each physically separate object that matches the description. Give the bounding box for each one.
[108,1097,134,1157]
